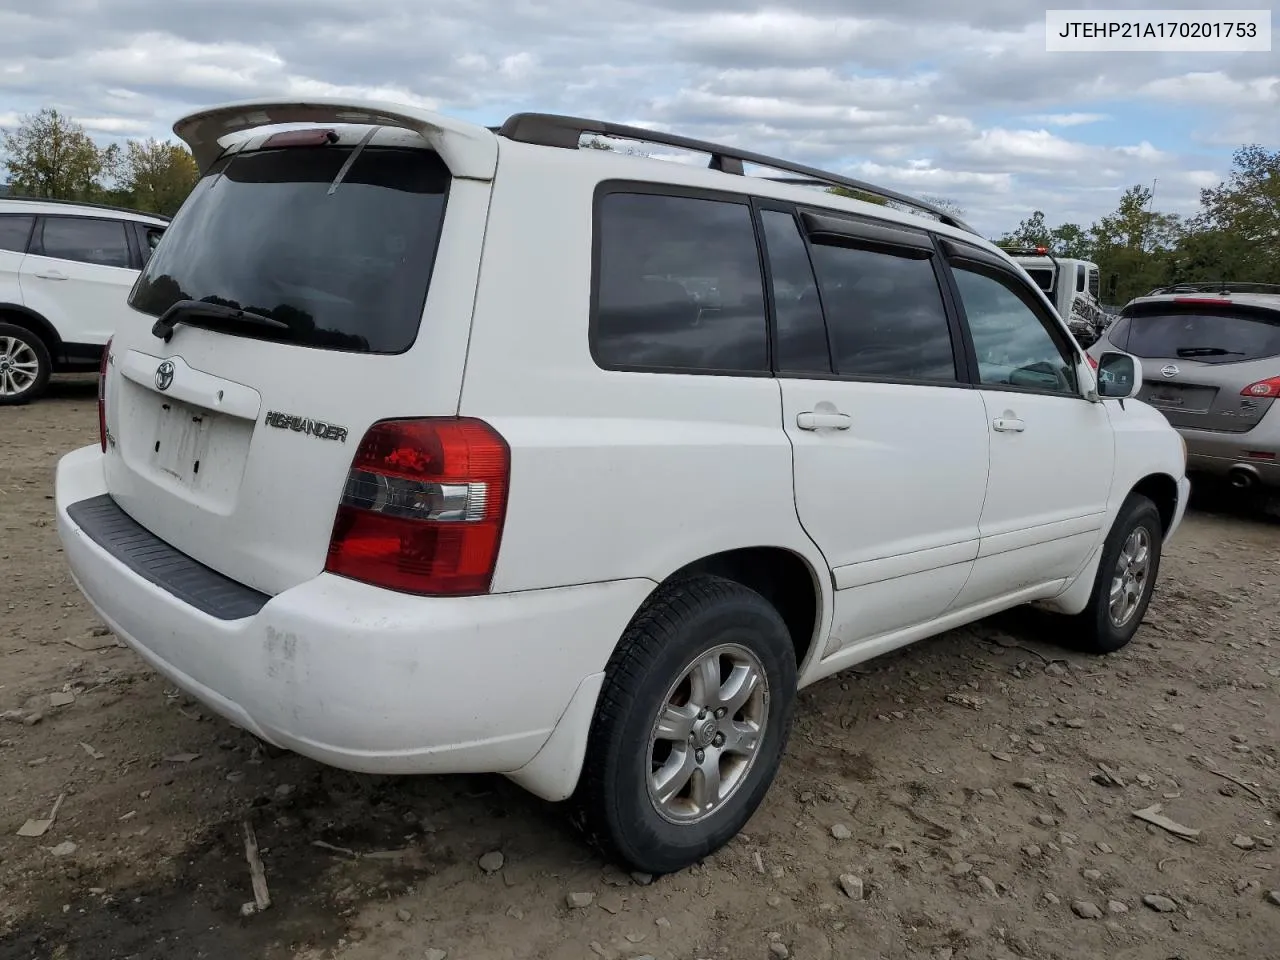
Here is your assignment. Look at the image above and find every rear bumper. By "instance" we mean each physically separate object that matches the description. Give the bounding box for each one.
[55,444,651,781]
[1181,421,1280,488]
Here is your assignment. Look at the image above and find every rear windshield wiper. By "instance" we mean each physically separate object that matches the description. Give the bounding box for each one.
[1175,346,1245,357]
[151,299,290,343]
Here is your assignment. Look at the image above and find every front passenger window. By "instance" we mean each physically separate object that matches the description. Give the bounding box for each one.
[953,266,1078,395]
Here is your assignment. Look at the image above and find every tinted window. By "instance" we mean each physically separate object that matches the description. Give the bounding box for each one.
[38,217,130,268]
[760,210,829,374]
[953,267,1078,394]
[0,215,34,253]
[594,193,767,372]
[141,226,164,264]
[130,146,450,354]
[1088,268,1100,299]
[1025,267,1055,294]
[1075,264,1086,292]
[1118,309,1280,364]
[808,243,956,382]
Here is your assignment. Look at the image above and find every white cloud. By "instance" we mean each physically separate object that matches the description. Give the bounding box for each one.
[1024,112,1110,127]
[0,0,1273,235]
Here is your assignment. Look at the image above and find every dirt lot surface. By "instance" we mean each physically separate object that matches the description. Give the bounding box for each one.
[2,380,1279,960]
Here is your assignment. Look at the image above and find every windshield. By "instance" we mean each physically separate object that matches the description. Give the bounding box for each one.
[1115,308,1280,364]
[129,144,450,354]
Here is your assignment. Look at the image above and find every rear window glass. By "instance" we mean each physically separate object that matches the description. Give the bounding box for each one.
[1024,267,1055,294]
[129,145,450,354]
[1116,309,1280,364]
[0,214,34,253]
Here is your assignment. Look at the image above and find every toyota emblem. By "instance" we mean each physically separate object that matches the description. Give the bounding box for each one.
[1160,363,1180,379]
[155,360,175,391]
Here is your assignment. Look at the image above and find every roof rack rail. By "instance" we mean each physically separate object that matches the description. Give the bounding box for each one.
[496,112,979,235]
[0,194,172,222]
[1148,281,1280,296]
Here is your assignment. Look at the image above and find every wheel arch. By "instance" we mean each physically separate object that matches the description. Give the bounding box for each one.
[0,303,62,356]
[664,545,828,676]
[1130,471,1180,533]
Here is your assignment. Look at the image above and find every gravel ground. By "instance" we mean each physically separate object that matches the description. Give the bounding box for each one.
[2,378,1278,960]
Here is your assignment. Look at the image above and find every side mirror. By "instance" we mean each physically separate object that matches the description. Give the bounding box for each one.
[1097,351,1142,399]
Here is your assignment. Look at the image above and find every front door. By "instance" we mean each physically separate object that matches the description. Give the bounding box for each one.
[943,246,1115,608]
[759,205,990,655]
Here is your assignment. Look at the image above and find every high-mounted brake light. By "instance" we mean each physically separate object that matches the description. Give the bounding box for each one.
[263,128,339,149]
[1174,296,1232,306]
[324,418,511,596]
[1241,375,1280,399]
[1034,246,1048,255]
[98,337,111,453]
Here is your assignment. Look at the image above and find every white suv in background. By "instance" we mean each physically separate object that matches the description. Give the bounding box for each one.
[55,98,1189,875]
[0,198,169,404]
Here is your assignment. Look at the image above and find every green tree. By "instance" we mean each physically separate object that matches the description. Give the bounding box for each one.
[1049,222,1090,259]
[1,108,113,200]
[827,185,890,206]
[119,139,199,215]
[998,210,1053,249]
[1188,145,1280,283]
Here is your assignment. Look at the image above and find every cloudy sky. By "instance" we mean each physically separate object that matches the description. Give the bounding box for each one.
[1,0,1276,237]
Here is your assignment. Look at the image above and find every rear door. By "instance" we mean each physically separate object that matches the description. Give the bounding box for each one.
[1108,299,1280,433]
[99,131,489,596]
[768,206,990,651]
[19,215,140,349]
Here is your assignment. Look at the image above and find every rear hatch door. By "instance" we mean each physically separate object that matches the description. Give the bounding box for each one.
[1110,298,1280,432]
[101,121,490,595]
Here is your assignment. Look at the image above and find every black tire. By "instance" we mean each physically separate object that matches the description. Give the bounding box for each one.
[1071,493,1163,653]
[573,575,797,875]
[0,321,52,406]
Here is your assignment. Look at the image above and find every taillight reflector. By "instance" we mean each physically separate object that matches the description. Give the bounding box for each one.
[324,418,510,596]
[1085,354,1098,370]
[98,337,111,453]
[1241,376,1280,399]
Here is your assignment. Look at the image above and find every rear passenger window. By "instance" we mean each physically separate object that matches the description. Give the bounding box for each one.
[37,217,131,268]
[0,215,34,253]
[807,243,957,382]
[593,192,768,373]
[760,210,830,374]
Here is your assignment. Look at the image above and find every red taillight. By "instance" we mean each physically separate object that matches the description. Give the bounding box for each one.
[1086,354,1098,370]
[98,337,111,453]
[1241,376,1280,399]
[324,418,510,596]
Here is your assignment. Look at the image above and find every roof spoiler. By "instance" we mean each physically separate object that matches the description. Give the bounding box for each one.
[172,98,499,180]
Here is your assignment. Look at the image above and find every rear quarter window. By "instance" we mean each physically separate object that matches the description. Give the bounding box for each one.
[591,190,769,374]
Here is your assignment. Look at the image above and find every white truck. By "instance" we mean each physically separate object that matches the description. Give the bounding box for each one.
[1009,246,1110,347]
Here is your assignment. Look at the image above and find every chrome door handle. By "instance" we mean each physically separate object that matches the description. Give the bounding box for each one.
[797,411,852,431]
[993,417,1026,433]
[35,270,67,280]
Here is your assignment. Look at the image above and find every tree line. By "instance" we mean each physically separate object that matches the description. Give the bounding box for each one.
[996,145,1279,305]
[1,108,199,216]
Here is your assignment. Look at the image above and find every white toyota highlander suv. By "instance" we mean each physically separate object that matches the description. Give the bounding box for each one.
[55,98,1190,874]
